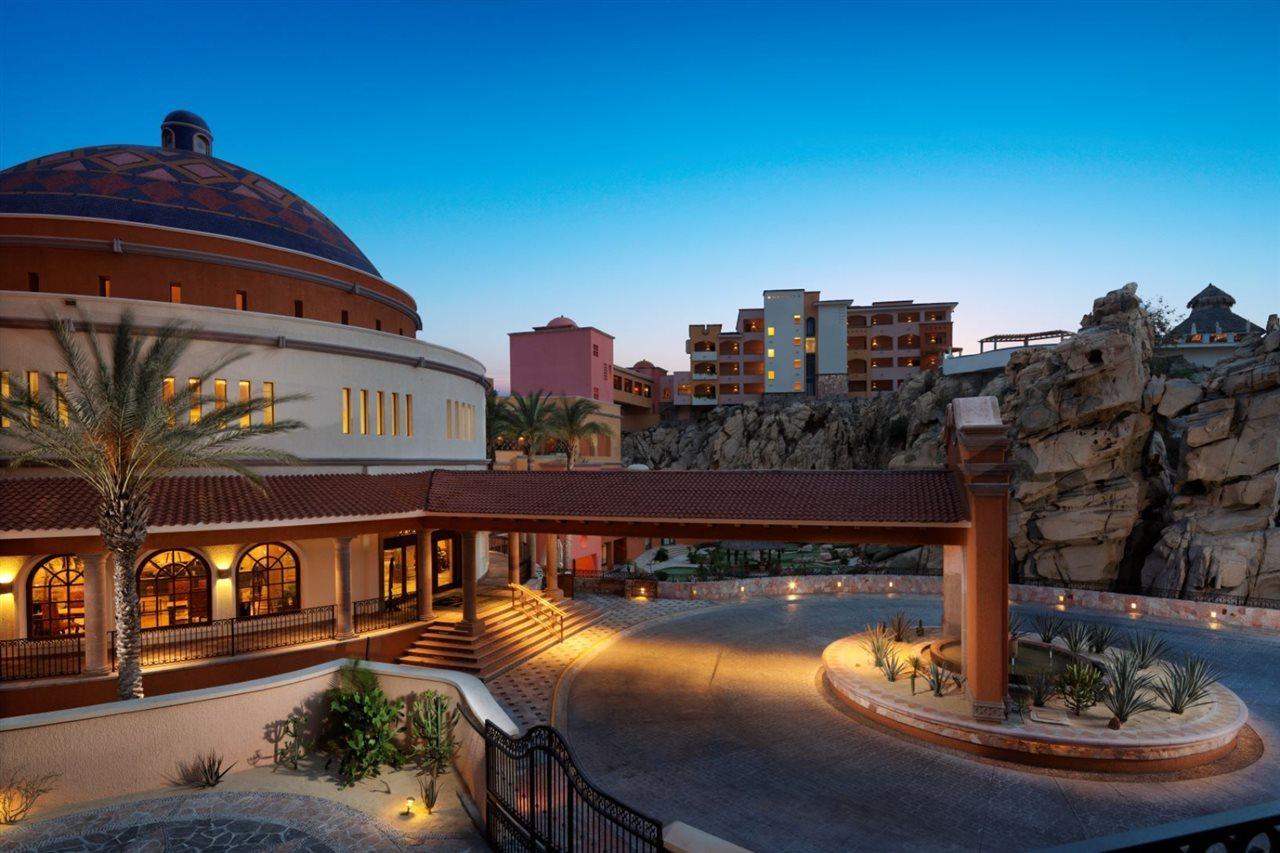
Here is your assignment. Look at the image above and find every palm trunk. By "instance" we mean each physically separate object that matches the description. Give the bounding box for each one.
[566,438,575,471]
[100,490,149,700]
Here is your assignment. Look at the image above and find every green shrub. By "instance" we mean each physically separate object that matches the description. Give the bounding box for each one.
[1058,662,1103,716]
[1126,632,1170,669]
[1101,652,1157,725]
[324,661,405,787]
[1033,614,1064,643]
[1152,655,1219,714]
[273,711,309,770]
[404,690,461,779]
[653,570,669,581]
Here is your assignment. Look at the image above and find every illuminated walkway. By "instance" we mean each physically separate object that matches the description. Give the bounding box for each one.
[558,594,1280,852]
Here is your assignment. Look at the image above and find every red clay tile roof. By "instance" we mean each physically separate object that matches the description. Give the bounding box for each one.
[0,467,968,534]
[0,472,432,532]
[424,469,968,525]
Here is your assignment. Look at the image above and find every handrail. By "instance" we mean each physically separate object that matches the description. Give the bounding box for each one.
[508,583,566,643]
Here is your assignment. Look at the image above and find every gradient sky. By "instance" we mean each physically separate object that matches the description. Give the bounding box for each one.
[2,1,1277,388]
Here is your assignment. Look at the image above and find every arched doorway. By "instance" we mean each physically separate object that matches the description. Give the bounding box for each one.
[137,549,212,628]
[235,543,300,617]
[27,555,84,638]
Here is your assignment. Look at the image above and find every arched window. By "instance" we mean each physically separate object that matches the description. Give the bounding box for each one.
[137,550,211,629]
[193,134,210,155]
[28,555,84,638]
[236,543,300,618]
[805,317,816,337]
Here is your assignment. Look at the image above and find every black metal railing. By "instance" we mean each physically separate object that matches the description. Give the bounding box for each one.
[486,721,663,852]
[1041,799,1280,852]
[1018,577,1280,611]
[353,595,416,633]
[0,635,83,682]
[109,605,336,669]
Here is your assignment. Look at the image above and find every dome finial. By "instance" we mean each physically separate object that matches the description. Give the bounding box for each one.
[161,110,213,155]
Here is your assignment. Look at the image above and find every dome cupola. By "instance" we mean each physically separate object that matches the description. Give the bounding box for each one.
[161,110,214,155]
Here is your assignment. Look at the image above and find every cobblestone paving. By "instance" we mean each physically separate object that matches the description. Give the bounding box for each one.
[1,791,440,852]
[559,593,1280,852]
[486,593,715,729]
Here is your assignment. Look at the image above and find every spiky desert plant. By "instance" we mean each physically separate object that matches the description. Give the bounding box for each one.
[887,611,912,642]
[1033,613,1065,643]
[1058,662,1103,716]
[1008,615,1025,640]
[1126,631,1170,669]
[1087,624,1117,655]
[879,654,907,682]
[1027,671,1058,708]
[549,397,612,470]
[0,313,303,700]
[176,751,236,788]
[924,662,950,697]
[1062,622,1091,656]
[860,627,894,668]
[499,390,556,465]
[1101,652,1157,726]
[1152,655,1220,714]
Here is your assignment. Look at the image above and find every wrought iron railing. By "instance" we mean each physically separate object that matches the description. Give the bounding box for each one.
[510,583,566,643]
[1041,799,1280,852]
[353,595,417,633]
[0,635,83,682]
[1018,577,1280,611]
[109,605,336,669]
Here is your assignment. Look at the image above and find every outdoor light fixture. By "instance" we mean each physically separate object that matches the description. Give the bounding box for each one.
[1130,602,1138,610]
[789,580,796,589]
[1058,594,1065,603]
[404,797,415,816]
[740,585,745,592]
[1210,611,1217,619]
[888,581,894,589]
[0,579,12,596]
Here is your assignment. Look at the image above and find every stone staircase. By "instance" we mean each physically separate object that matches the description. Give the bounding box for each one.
[396,594,602,680]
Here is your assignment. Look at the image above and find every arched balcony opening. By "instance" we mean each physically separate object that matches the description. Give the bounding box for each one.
[138,549,212,629]
[236,542,301,618]
[27,555,84,638]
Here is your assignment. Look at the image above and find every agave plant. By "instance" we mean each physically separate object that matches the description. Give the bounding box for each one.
[859,627,894,668]
[175,751,236,788]
[1101,652,1157,726]
[879,654,908,682]
[1151,655,1220,714]
[1087,624,1117,655]
[1126,632,1170,669]
[1027,670,1057,708]
[1058,661,1104,716]
[1062,622,1091,656]
[1008,615,1025,641]
[924,662,950,697]
[1033,613,1065,644]
[888,612,912,642]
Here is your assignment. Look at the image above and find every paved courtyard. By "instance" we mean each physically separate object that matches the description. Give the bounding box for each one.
[558,593,1280,852]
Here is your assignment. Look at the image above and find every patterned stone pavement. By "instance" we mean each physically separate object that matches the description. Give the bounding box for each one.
[0,791,456,853]
[486,592,715,729]
[558,593,1280,852]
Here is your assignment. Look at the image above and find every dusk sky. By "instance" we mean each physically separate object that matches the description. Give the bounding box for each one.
[2,0,1276,389]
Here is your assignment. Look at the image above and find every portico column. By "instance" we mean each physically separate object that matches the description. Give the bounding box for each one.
[81,552,111,676]
[942,544,965,640]
[544,534,564,600]
[334,537,356,639]
[460,531,485,636]
[417,528,435,621]
[507,532,521,587]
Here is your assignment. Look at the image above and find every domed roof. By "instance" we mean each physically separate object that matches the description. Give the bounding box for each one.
[0,117,379,277]
[632,359,655,369]
[545,316,578,328]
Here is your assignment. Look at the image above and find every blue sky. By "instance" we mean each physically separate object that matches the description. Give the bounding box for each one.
[2,0,1277,387]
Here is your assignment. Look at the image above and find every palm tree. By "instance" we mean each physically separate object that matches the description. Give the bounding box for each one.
[0,313,304,700]
[484,385,503,462]
[550,397,611,470]
[499,390,556,467]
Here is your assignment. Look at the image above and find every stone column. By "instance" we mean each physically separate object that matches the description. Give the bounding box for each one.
[334,537,356,639]
[81,552,111,676]
[942,544,965,640]
[544,533,564,600]
[460,531,485,636]
[507,532,521,587]
[417,528,435,621]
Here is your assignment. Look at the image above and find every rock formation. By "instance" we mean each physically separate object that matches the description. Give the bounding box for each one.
[622,284,1279,599]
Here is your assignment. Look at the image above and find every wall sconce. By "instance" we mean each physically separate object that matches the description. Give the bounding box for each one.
[0,579,12,596]
[1129,602,1137,611]
[216,566,233,581]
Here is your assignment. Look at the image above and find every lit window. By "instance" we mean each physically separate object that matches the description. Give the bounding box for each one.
[239,381,251,428]
[767,348,775,358]
[341,388,351,434]
[767,370,776,380]
[793,314,801,323]
[392,392,399,436]
[793,359,802,369]
[138,549,211,629]
[189,378,201,424]
[360,390,369,435]
[170,283,182,303]
[236,543,300,617]
[235,291,248,311]
[405,394,413,436]
[767,326,775,337]
[792,337,801,346]
[55,372,68,425]
[26,372,39,426]
[163,377,175,427]
[376,390,385,435]
[99,276,111,298]
[26,555,83,637]
[0,370,8,428]
[214,379,226,417]
[793,381,803,391]
[262,382,274,426]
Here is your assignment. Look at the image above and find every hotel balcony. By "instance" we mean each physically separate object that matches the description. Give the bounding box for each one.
[690,349,719,362]
[691,382,717,405]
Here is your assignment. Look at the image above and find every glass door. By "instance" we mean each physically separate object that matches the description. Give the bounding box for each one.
[381,533,418,603]
[432,532,460,591]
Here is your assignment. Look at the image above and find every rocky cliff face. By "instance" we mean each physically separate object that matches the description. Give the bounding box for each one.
[622,284,1280,598]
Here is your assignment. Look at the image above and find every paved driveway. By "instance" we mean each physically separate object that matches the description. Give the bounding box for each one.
[560,594,1280,852]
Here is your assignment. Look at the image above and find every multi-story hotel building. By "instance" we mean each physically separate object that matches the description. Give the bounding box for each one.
[669,289,958,407]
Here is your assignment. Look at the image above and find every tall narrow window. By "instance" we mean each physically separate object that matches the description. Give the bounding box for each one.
[55,372,68,426]
[170,283,182,303]
[238,380,251,428]
[27,272,39,292]
[446,400,454,440]
[375,319,382,332]
[0,371,9,428]
[376,390,385,436]
[294,300,303,318]
[405,394,413,437]
[26,372,39,426]
[188,378,201,424]
[392,392,399,436]
[99,276,111,297]
[359,389,368,435]
[235,291,248,311]
[341,310,350,325]
[262,381,274,426]
[163,377,175,427]
[341,388,351,434]
[214,379,227,425]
